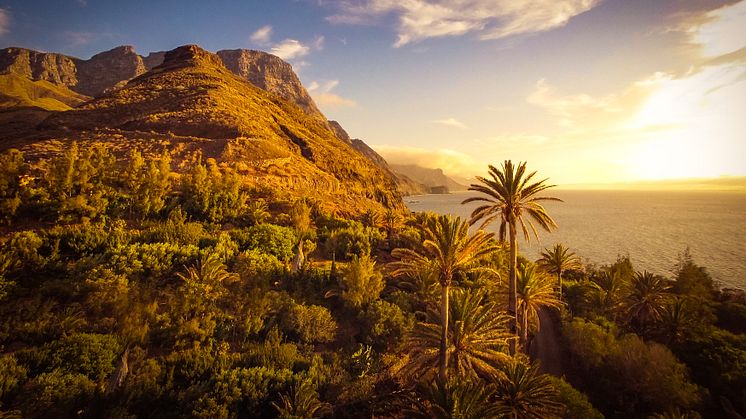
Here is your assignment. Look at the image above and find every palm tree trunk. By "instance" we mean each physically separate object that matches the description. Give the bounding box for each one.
[508,223,517,355]
[557,271,562,303]
[439,283,449,381]
[521,305,528,351]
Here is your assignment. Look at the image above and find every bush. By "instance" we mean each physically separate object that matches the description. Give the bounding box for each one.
[284,303,337,344]
[242,224,296,262]
[358,300,413,352]
[107,242,200,279]
[563,319,701,416]
[338,253,385,309]
[27,370,96,417]
[235,249,285,286]
[46,333,122,380]
[547,376,603,419]
[325,222,384,260]
[0,354,27,401]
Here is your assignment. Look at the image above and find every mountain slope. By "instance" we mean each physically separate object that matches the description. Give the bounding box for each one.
[0,74,89,110]
[33,45,402,214]
[390,163,467,192]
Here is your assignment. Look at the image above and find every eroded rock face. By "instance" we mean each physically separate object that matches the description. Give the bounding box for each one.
[0,45,146,97]
[0,46,325,119]
[216,49,324,119]
[75,46,147,96]
[0,47,78,86]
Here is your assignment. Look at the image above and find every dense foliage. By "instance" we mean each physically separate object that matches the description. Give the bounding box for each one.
[0,148,742,418]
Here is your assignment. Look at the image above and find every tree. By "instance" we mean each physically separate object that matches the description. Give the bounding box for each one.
[492,359,564,418]
[537,243,581,302]
[515,263,563,349]
[389,215,498,380]
[464,161,560,354]
[407,378,501,419]
[589,267,625,319]
[406,289,512,380]
[272,380,329,419]
[624,271,671,336]
[330,253,385,309]
[0,149,26,223]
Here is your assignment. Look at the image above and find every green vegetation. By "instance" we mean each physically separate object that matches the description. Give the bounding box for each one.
[0,153,741,418]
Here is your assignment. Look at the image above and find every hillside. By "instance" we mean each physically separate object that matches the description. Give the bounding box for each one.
[7,44,403,215]
[0,74,90,111]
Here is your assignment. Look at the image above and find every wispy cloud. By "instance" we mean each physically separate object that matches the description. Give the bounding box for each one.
[61,31,96,46]
[0,8,10,37]
[324,0,601,47]
[271,39,311,60]
[308,79,356,109]
[431,117,468,129]
[373,144,478,178]
[250,25,273,45]
[693,1,746,58]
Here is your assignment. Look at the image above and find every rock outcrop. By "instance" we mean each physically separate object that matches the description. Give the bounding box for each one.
[216,49,323,119]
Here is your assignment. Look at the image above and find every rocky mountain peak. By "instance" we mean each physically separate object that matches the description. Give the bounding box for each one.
[162,44,224,69]
[216,49,323,119]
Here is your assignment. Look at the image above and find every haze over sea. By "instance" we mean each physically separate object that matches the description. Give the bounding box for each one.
[405,190,746,290]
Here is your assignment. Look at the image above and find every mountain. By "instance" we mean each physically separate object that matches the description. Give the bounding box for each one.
[0,46,325,121]
[389,164,467,193]
[3,44,403,214]
[328,120,429,196]
[216,49,323,120]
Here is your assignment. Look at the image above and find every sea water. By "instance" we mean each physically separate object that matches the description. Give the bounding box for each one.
[405,190,746,290]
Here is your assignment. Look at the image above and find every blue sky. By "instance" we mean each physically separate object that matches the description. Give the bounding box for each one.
[1,0,744,185]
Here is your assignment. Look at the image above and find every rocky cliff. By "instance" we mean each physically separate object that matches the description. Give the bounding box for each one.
[216,49,323,119]
[390,163,467,193]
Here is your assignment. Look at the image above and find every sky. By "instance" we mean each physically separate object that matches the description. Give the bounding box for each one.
[0,0,744,186]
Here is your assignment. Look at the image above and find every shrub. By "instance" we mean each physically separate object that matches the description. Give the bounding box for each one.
[46,333,122,380]
[235,249,285,286]
[325,222,384,260]
[358,300,413,352]
[27,370,96,417]
[0,354,27,401]
[547,376,603,419]
[242,224,296,262]
[284,303,337,344]
[338,253,385,309]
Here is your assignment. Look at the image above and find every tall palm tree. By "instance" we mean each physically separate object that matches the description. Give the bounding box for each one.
[515,263,563,349]
[659,296,698,344]
[389,215,498,380]
[405,288,512,380]
[537,243,581,302]
[492,359,565,418]
[463,161,560,354]
[625,271,671,335]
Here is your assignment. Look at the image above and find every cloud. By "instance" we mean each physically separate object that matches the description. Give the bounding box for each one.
[76,0,87,6]
[61,31,96,46]
[373,145,479,178]
[324,0,601,47]
[693,1,746,58]
[312,34,326,50]
[271,39,311,60]
[250,25,273,45]
[0,8,10,37]
[308,79,356,108]
[431,117,468,129]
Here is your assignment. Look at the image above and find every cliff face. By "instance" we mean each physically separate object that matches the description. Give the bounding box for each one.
[0,46,325,120]
[216,49,323,119]
[390,163,467,192]
[0,46,147,97]
[0,47,79,86]
[75,46,147,96]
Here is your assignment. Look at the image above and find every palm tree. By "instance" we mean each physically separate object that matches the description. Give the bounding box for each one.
[407,378,501,419]
[589,267,625,319]
[492,359,565,419]
[389,215,498,380]
[537,243,581,302]
[272,379,329,418]
[463,161,560,354]
[515,263,563,349]
[625,271,671,335]
[406,288,512,380]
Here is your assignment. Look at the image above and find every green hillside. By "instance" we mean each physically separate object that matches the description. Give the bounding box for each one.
[0,74,89,111]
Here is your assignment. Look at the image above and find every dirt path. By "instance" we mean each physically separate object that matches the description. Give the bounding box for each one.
[529,307,563,376]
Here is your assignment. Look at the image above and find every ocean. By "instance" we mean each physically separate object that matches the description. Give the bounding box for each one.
[404,190,746,290]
